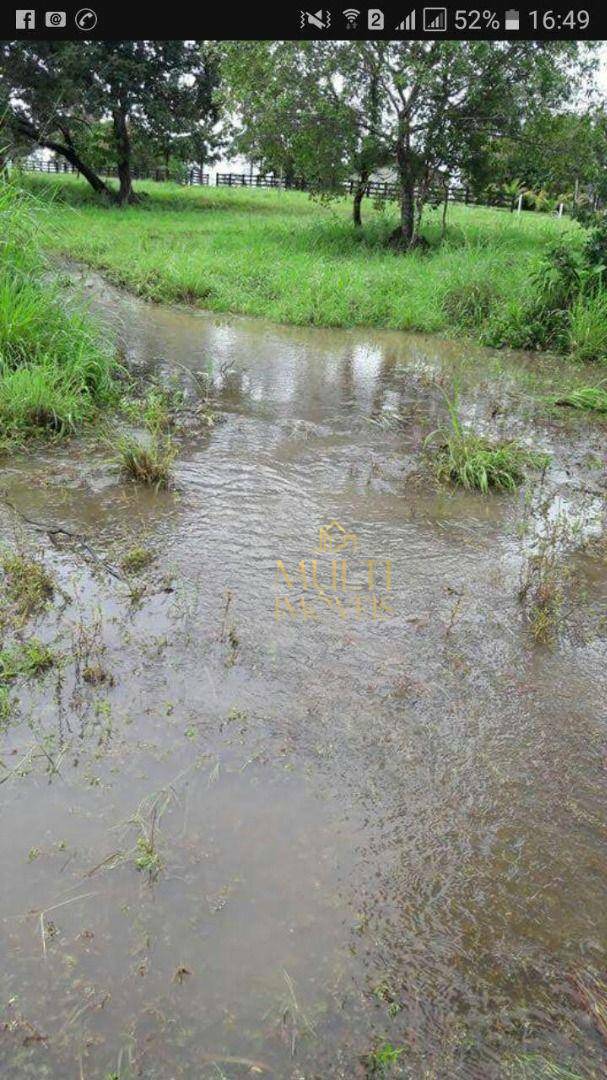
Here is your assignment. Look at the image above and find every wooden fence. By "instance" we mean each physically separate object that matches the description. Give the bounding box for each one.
[215,171,518,211]
[185,167,210,186]
[14,160,570,213]
[15,159,209,185]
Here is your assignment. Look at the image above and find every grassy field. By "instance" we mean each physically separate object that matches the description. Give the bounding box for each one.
[22,172,583,340]
[0,180,117,444]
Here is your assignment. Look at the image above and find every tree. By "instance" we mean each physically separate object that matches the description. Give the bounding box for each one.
[470,109,601,203]
[340,42,592,247]
[222,41,592,247]
[0,41,219,203]
[134,43,222,180]
[1,42,115,197]
[220,42,388,227]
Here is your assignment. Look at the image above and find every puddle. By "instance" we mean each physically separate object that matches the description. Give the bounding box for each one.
[1,266,606,1077]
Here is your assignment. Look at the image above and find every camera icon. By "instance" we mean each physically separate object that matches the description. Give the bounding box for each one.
[45,11,67,26]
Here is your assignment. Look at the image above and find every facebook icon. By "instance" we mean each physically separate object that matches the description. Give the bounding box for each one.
[16,10,36,28]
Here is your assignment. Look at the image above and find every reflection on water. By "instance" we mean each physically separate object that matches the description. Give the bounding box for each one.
[0,267,606,1077]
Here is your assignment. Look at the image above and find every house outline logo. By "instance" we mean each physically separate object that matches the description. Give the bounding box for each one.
[317,520,359,554]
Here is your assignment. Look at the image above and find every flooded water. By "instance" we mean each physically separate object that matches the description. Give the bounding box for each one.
[1,268,606,1078]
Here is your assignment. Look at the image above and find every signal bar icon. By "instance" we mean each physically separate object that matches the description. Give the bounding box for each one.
[396,9,416,30]
[423,6,447,30]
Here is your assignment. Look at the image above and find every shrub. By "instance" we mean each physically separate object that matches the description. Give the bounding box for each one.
[487,240,591,353]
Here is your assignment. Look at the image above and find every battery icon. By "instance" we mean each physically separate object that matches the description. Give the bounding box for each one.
[505,8,520,30]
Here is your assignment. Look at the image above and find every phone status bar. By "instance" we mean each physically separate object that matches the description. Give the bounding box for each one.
[297,7,594,38]
[6,4,603,40]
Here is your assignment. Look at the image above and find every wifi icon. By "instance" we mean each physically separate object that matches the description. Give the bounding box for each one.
[343,7,360,27]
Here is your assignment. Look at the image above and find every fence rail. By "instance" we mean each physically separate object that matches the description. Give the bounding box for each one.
[185,167,210,186]
[13,160,572,213]
[215,172,520,211]
[14,159,209,185]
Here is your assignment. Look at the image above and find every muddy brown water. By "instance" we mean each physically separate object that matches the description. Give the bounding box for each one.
[1,267,606,1078]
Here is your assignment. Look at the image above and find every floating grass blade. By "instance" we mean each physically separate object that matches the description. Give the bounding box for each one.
[554,384,607,413]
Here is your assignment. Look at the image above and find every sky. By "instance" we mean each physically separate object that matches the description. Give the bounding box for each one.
[598,46,607,93]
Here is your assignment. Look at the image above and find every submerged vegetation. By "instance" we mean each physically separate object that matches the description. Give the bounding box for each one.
[507,1056,587,1079]
[426,394,549,493]
[0,179,118,444]
[554,383,607,412]
[1,551,54,623]
[115,432,175,489]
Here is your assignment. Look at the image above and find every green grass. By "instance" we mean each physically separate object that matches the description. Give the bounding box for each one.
[0,640,55,682]
[1,552,54,623]
[0,178,118,444]
[20,172,579,338]
[121,546,155,573]
[0,686,13,730]
[554,383,607,412]
[364,1041,406,1076]
[426,394,550,493]
[568,291,607,362]
[114,432,175,489]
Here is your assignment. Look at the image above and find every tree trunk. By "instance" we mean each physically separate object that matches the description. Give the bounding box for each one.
[390,171,415,249]
[11,116,112,198]
[390,122,416,249]
[441,183,449,243]
[352,171,368,227]
[112,104,136,206]
[58,148,110,195]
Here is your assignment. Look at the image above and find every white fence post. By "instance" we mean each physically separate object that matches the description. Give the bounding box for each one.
[517,193,523,214]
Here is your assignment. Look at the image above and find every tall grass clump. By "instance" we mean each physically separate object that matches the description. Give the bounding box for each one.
[0,178,117,443]
[554,383,607,413]
[568,291,607,362]
[115,433,175,489]
[486,221,607,359]
[441,269,503,331]
[486,241,586,351]
[426,393,549,493]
